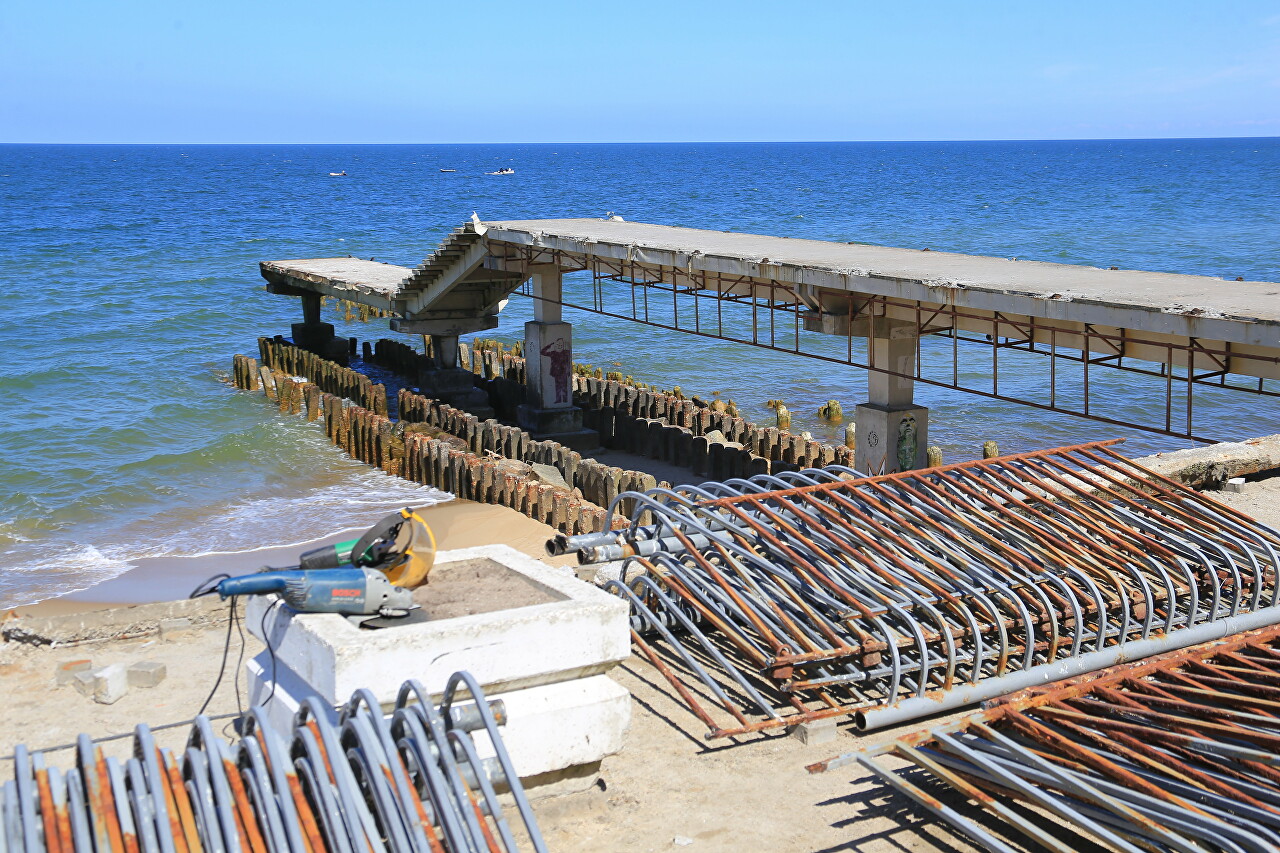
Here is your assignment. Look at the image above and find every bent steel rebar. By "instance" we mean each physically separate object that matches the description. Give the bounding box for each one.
[809,621,1280,853]
[583,439,1280,738]
[0,674,548,853]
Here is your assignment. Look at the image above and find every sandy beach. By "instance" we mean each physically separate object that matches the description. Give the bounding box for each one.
[8,499,578,618]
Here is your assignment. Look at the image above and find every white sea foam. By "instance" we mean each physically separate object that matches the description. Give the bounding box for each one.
[0,471,452,607]
[0,544,140,607]
[126,473,452,560]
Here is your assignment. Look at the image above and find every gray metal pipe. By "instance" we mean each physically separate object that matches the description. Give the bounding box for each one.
[856,601,1280,731]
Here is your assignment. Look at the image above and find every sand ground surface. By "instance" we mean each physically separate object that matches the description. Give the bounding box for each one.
[2,480,1278,851]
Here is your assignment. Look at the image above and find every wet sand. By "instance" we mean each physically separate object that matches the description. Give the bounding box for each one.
[12,500,577,618]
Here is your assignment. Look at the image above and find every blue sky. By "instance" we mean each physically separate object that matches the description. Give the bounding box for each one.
[3,0,1278,143]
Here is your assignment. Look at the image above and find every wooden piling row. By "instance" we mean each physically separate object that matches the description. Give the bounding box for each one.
[439,338,853,474]
[256,337,387,415]
[231,354,261,391]
[371,338,431,378]
[230,349,620,534]
[398,428,613,534]
[399,388,657,523]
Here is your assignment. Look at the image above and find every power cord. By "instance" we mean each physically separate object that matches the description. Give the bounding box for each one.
[256,598,285,710]
[232,600,246,722]
[196,596,238,719]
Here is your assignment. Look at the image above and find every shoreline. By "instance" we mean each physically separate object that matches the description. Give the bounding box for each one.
[4,498,576,620]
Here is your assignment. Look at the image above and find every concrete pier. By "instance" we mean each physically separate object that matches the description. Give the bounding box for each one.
[259,217,1280,462]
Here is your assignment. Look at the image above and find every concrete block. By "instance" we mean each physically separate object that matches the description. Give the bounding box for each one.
[1224,477,1247,493]
[55,659,92,686]
[246,545,630,703]
[127,660,167,688]
[159,617,193,640]
[72,671,95,697]
[92,664,128,705]
[790,717,839,746]
[245,653,335,736]
[467,675,630,779]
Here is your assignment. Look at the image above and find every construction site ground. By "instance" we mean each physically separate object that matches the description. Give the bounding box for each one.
[1,476,1276,852]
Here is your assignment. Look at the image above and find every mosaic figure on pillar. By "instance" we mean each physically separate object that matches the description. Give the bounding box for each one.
[541,337,571,404]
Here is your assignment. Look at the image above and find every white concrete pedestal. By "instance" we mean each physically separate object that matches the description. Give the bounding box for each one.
[243,545,632,795]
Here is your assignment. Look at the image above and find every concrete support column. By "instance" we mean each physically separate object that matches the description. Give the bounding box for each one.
[855,323,928,475]
[516,265,598,450]
[523,321,574,410]
[433,335,459,371]
[292,292,338,357]
[530,264,563,323]
[302,292,322,325]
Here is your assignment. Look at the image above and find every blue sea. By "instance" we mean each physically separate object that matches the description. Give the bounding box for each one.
[1,139,1277,607]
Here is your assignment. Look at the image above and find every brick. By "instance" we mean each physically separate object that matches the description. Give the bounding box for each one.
[55,659,92,686]
[72,671,95,697]
[789,718,839,746]
[92,664,128,705]
[127,661,167,688]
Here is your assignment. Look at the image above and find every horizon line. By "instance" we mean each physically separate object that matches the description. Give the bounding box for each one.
[2,134,1279,146]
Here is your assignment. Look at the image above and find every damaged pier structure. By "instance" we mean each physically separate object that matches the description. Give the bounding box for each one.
[262,217,1280,471]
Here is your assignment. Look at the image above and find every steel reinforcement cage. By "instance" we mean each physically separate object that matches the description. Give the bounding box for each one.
[562,440,1280,739]
[810,621,1280,853]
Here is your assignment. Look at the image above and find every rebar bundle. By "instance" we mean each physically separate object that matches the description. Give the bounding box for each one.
[810,621,1280,853]
[0,672,547,853]
[560,440,1280,738]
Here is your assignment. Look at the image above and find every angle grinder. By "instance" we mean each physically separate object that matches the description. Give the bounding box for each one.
[191,508,437,622]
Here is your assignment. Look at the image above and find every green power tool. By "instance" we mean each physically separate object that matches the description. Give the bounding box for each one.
[297,507,436,587]
[191,508,437,621]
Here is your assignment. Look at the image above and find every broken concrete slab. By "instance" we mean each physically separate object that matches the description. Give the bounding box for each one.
[2,598,229,647]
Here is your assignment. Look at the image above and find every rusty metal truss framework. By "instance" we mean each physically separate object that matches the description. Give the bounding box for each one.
[556,440,1280,740]
[811,621,1280,853]
[486,245,1280,444]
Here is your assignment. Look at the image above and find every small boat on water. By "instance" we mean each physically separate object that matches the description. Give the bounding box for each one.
[439,168,456,173]
[486,168,515,175]
[329,170,347,176]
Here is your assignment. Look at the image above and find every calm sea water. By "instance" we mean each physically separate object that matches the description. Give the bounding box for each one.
[1,140,1277,606]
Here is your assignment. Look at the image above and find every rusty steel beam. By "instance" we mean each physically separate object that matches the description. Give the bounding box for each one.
[811,622,1280,853]
[0,673,546,853]
[569,441,1280,739]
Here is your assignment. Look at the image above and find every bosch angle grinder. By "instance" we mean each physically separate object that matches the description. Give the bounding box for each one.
[190,508,436,622]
